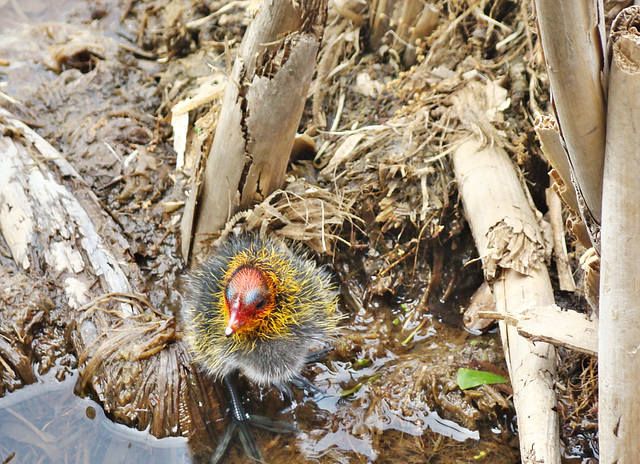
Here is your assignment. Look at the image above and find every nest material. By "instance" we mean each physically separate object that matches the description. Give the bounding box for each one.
[0,267,56,394]
[216,179,357,255]
[73,292,224,441]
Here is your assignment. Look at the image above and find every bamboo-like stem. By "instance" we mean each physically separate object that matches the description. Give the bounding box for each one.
[453,137,560,464]
[533,0,607,239]
[599,6,640,463]
[181,0,328,261]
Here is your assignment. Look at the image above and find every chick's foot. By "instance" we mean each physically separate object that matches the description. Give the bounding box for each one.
[210,371,298,464]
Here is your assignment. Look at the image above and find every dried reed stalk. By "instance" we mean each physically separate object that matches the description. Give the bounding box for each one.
[534,114,579,213]
[481,306,598,357]
[181,0,328,261]
[533,0,607,244]
[546,188,576,292]
[453,137,560,464]
[599,6,640,463]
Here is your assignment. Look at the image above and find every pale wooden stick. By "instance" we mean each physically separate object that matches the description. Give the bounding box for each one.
[599,6,640,462]
[453,137,560,464]
[480,306,597,356]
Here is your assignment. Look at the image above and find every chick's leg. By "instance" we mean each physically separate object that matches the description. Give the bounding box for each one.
[210,370,262,463]
[210,370,297,464]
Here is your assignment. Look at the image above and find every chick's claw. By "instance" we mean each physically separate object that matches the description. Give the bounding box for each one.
[209,413,297,464]
[304,346,334,364]
[209,419,261,464]
[248,414,299,434]
[290,375,324,397]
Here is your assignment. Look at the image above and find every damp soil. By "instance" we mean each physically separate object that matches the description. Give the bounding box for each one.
[0,1,597,463]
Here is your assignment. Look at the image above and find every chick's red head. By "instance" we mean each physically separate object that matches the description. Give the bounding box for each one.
[223,265,273,337]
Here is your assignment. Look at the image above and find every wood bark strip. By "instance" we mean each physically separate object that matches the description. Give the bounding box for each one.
[0,109,139,283]
[533,0,607,243]
[534,114,579,214]
[599,6,640,463]
[0,116,133,307]
[453,137,560,464]
[181,0,328,261]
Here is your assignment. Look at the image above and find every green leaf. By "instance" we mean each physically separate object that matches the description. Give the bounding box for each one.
[340,374,381,396]
[457,368,509,390]
[340,382,364,397]
[470,339,489,346]
[352,358,371,369]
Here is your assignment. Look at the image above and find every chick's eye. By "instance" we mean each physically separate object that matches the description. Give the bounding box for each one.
[255,298,267,310]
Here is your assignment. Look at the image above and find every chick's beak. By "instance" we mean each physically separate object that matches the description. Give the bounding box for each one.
[225,299,245,337]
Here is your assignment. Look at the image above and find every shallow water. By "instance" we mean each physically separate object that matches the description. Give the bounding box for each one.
[0,374,191,464]
[0,361,484,464]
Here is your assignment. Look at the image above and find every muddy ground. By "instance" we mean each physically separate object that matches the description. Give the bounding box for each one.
[0,0,598,463]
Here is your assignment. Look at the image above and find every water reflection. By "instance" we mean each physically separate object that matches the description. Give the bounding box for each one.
[0,374,191,464]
